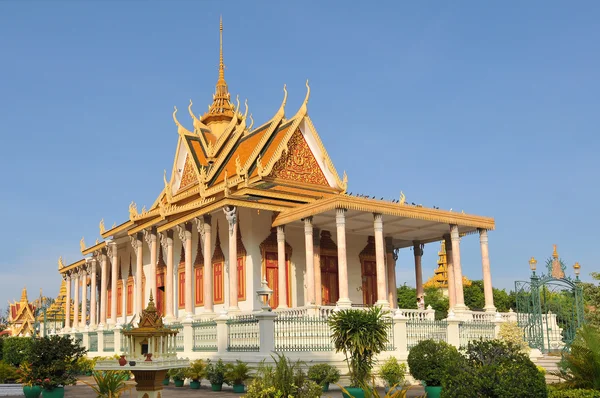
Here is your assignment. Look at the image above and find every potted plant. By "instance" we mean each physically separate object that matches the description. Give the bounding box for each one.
[82,371,129,397]
[329,307,390,398]
[308,363,340,393]
[17,362,42,398]
[407,339,460,398]
[205,359,226,391]
[162,373,170,386]
[379,357,407,393]
[224,360,251,393]
[168,368,186,387]
[185,359,206,389]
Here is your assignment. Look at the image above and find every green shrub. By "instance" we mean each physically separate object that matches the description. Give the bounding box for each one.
[548,386,600,398]
[407,340,461,387]
[244,354,322,398]
[379,357,407,388]
[28,335,87,389]
[225,360,251,386]
[0,361,18,383]
[498,321,530,353]
[74,356,95,374]
[307,363,340,386]
[442,340,547,398]
[167,367,185,381]
[2,337,33,367]
[552,325,600,390]
[185,359,206,382]
[206,358,226,385]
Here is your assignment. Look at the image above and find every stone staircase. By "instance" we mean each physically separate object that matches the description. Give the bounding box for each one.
[536,354,562,384]
[0,384,23,396]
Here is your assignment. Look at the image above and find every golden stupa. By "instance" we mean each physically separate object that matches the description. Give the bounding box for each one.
[424,241,472,292]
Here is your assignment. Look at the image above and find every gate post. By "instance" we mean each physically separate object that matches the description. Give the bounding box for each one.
[215,312,229,354]
[446,312,461,348]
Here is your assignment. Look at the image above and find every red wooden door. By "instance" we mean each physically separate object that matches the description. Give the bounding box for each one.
[265,252,290,309]
[362,260,377,306]
[214,262,224,304]
[237,257,245,300]
[117,285,123,316]
[195,267,204,306]
[107,290,112,318]
[178,270,185,309]
[321,255,339,305]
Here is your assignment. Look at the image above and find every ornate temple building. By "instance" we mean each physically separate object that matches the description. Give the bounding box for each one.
[56,19,497,331]
[7,288,36,337]
[424,241,472,296]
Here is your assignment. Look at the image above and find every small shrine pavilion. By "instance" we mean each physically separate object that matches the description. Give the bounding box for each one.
[7,287,36,337]
[56,18,497,331]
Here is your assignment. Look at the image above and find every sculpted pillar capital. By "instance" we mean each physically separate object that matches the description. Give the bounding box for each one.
[373,213,383,232]
[277,225,285,242]
[336,208,346,227]
[413,241,424,257]
[303,217,313,235]
[478,228,489,244]
[450,224,460,241]
[223,206,237,236]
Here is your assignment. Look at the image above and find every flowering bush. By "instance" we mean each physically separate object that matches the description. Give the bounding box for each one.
[498,321,530,353]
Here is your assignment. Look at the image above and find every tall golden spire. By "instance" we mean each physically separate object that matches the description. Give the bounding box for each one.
[201,16,235,129]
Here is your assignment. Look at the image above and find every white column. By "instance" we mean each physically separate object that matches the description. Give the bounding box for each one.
[304,217,315,306]
[313,228,322,306]
[81,268,88,327]
[450,224,466,310]
[336,208,351,307]
[144,227,158,309]
[164,231,175,321]
[100,253,108,325]
[374,214,389,309]
[224,206,239,312]
[132,233,143,315]
[385,237,397,309]
[413,242,424,302]
[64,274,72,330]
[479,229,496,312]
[90,259,97,327]
[445,235,456,310]
[203,215,214,314]
[182,224,193,319]
[73,270,80,330]
[277,226,288,309]
[109,242,118,325]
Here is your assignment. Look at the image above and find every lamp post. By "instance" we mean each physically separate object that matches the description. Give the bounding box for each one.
[573,262,581,281]
[529,256,538,277]
[256,279,273,312]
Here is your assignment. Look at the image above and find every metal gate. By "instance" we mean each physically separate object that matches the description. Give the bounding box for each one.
[515,249,585,353]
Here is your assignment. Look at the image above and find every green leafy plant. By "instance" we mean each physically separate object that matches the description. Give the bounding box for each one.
[225,360,251,385]
[81,370,130,398]
[0,361,18,383]
[75,356,95,375]
[167,367,186,381]
[552,325,600,390]
[244,354,322,398]
[339,376,425,398]
[2,337,33,367]
[206,358,226,385]
[442,340,547,398]
[307,363,340,386]
[379,357,406,389]
[407,339,460,387]
[28,335,87,389]
[185,359,206,382]
[547,385,600,398]
[329,307,390,387]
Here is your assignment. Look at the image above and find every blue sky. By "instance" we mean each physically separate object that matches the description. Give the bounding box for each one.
[0,1,598,307]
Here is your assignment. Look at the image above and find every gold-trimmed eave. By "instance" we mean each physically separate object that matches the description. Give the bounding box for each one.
[81,241,107,256]
[272,195,496,230]
[101,220,135,239]
[156,197,296,233]
[171,108,208,190]
[234,187,320,204]
[59,259,86,275]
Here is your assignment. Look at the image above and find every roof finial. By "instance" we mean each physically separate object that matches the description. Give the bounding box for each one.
[552,244,558,259]
[219,15,224,81]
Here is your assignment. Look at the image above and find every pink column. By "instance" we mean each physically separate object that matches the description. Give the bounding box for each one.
[444,235,456,310]
[132,233,143,316]
[144,228,158,309]
[385,237,397,309]
[479,229,496,312]
[90,259,97,327]
[164,231,175,321]
[81,269,88,327]
[374,214,389,309]
[413,242,424,302]
[179,224,193,318]
[277,226,288,309]
[313,228,322,306]
[336,209,351,307]
[73,271,80,330]
[450,225,466,310]
[224,206,239,312]
[304,217,315,306]
[64,273,71,330]
[100,253,108,325]
[109,242,118,326]
[203,215,214,314]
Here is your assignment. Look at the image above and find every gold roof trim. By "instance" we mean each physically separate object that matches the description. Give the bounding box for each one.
[101,220,134,239]
[234,187,317,203]
[59,258,86,274]
[272,195,495,230]
[81,240,107,256]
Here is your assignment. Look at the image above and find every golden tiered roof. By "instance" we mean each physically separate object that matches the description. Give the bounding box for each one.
[8,287,36,336]
[62,17,495,269]
[424,241,472,289]
[37,280,74,322]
